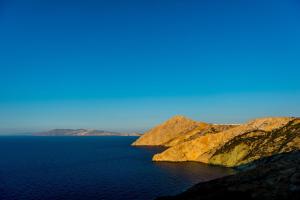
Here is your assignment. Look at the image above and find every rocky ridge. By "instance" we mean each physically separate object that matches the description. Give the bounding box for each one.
[132,115,207,146]
[152,117,300,167]
[163,124,238,147]
[131,115,300,199]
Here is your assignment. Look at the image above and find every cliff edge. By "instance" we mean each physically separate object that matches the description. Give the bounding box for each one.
[153,117,300,167]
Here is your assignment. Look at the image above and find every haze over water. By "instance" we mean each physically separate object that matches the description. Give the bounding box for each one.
[0,136,234,200]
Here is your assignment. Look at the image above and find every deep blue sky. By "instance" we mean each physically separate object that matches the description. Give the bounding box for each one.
[1,0,300,133]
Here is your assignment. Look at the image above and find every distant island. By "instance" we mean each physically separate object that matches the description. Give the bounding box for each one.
[35,129,141,136]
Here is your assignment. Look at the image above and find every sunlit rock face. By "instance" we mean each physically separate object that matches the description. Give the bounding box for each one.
[131,115,237,147]
[153,117,300,167]
[163,124,238,147]
[131,115,207,146]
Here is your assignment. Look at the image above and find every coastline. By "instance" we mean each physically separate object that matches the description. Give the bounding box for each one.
[156,150,300,200]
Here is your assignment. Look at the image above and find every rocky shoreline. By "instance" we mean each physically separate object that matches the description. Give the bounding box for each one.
[156,151,300,200]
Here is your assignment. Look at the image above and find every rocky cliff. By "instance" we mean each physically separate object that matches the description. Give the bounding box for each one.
[137,116,300,199]
[131,115,206,146]
[152,117,300,167]
[156,150,300,200]
[163,124,238,147]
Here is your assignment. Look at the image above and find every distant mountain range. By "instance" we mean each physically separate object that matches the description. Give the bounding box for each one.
[35,129,141,136]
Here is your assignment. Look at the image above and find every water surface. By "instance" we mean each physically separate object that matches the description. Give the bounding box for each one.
[0,136,235,200]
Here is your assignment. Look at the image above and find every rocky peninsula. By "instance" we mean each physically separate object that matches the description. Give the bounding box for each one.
[132,115,300,199]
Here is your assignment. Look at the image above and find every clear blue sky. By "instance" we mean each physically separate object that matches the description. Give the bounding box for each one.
[1,0,300,133]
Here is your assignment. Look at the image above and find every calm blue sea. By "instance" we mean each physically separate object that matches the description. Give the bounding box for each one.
[0,136,235,200]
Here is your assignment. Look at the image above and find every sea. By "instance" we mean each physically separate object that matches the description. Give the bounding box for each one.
[0,136,235,200]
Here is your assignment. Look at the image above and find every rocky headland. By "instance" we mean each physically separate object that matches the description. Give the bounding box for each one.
[132,115,205,146]
[153,117,300,167]
[132,115,300,199]
[132,115,237,147]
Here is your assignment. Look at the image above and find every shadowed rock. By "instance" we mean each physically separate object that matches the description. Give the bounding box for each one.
[156,151,300,200]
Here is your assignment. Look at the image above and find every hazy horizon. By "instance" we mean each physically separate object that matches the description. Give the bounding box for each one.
[1,91,300,134]
[1,0,300,134]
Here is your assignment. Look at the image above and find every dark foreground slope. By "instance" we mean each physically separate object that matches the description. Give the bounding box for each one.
[157,151,300,200]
